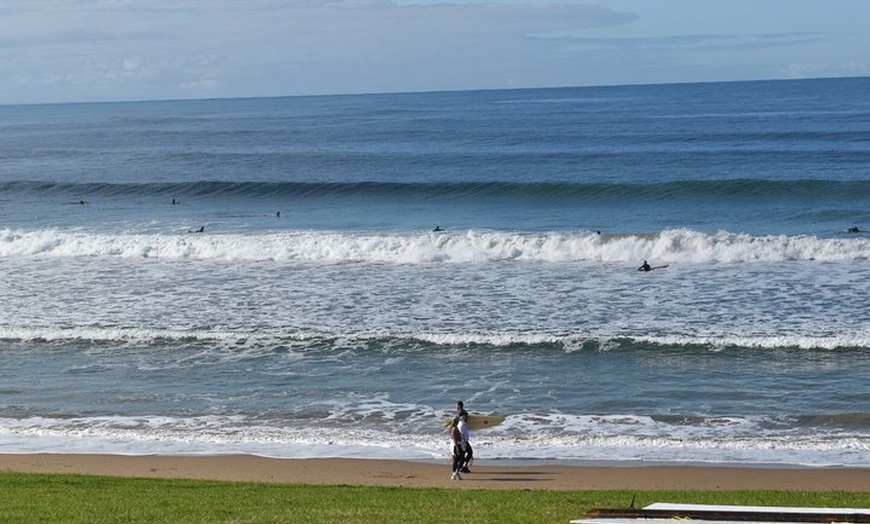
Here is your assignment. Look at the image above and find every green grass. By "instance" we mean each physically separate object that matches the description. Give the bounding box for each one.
[0,472,867,524]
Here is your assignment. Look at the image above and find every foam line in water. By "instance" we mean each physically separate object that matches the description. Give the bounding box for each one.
[1,326,866,351]
[1,228,868,264]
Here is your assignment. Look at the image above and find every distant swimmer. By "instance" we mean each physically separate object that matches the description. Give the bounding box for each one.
[276,211,281,218]
[188,226,204,233]
[172,197,179,205]
[433,226,444,232]
[79,199,87,205]
[847,226,861,233]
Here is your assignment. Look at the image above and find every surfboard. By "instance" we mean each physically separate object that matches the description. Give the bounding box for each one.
[639,264,669,271]
[443,414,505,430]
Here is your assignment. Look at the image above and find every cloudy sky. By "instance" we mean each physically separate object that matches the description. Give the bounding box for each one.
[2,0,868,104]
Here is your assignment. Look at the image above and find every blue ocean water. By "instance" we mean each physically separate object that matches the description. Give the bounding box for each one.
[0,77,869,466]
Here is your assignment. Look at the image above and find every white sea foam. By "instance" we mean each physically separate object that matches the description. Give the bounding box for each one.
[633,334,870,351]
[1,227,868,264]
[0,413,866,466]
[2,81,869,470]
[1,324,867,351]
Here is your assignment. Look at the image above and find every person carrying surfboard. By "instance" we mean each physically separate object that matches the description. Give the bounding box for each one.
[454,400,468,423]
[452,401,474,473]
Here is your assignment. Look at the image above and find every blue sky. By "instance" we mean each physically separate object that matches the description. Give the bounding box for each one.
[1,0,868,104]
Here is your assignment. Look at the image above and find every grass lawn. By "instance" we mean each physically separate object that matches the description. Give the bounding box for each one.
[0,472,867,524]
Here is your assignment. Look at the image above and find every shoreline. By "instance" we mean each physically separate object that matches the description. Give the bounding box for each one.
[1,454,867,491]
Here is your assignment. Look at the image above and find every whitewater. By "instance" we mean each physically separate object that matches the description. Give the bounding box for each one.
[1,77,869,467]
[2,227,869,263]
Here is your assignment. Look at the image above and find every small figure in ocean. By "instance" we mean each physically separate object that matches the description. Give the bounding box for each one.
[172,197,178,205]
[79,199,87,205]
[847,226,860,233]
[433,225,444,232]
[276,211,281,218]
[638,260,652,272]
[188,226,204,233]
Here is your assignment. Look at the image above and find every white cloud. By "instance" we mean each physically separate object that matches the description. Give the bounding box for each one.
[0,1,636,103]
[786,61,870,79]
[551,33,824,52]
[0,0,868,103]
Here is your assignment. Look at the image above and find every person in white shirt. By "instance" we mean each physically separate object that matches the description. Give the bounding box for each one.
[449,419,464,480]
[457,414,473,473]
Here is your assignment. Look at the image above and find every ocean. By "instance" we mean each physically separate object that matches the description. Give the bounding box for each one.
[1,77,868,467]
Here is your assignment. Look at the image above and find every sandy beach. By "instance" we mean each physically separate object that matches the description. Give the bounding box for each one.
[0,454,866,491]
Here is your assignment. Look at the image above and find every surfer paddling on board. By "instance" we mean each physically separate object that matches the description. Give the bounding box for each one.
[638,260,669,271]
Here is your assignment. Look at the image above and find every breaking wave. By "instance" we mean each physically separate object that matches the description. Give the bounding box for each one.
[1,326,867,352]
[1,227,868,264]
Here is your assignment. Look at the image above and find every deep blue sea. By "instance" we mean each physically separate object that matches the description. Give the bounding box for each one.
[1,77,869,467]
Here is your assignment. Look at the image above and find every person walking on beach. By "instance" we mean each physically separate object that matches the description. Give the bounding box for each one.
[452,400,473,473]
[448,419,464,480]
[457,414,473,473]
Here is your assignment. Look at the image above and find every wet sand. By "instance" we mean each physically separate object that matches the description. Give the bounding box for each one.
[1,454,867,491]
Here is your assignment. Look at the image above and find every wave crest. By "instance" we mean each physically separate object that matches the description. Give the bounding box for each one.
[1,326,866,351]
[1,227,868,264]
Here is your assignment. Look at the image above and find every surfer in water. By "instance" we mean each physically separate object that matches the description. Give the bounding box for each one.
[638,260,652,272]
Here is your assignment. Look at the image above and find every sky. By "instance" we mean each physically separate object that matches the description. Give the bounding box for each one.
[1,0,868,104]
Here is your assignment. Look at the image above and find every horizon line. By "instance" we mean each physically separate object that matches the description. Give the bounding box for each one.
[3,74,868,109]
